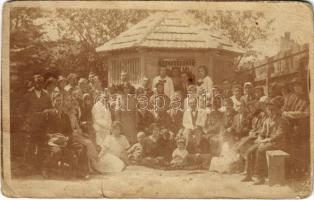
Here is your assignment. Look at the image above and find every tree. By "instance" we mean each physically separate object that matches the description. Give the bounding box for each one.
[190,10,275,68]
[50,8,151,77]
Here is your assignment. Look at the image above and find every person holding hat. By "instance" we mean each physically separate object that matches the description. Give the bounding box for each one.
[152,65,175,98]
[230,84,242,112]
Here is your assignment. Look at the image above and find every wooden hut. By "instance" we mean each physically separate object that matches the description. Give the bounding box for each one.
[96,11,243,86]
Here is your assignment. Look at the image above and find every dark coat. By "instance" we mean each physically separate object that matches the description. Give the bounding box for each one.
[20,89,52,135]
[45,109,73,138]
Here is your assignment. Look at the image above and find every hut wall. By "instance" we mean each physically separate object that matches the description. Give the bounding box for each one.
[143,50,213,82]
[106,51,142,86]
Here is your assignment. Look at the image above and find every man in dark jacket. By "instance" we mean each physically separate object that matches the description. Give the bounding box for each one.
[41,93,89,179]
[19,74,52,169]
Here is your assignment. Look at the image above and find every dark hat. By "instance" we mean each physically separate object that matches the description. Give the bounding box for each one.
[266,96,284,108]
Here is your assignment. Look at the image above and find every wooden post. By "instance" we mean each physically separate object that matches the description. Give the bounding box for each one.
[265,56,272,96]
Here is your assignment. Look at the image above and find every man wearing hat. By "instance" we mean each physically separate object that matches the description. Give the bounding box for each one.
[19,74,52,169]
[242,96,288,184]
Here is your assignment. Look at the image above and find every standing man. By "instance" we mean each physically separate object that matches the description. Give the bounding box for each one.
[20,74,52,170]
[152,65,175,98]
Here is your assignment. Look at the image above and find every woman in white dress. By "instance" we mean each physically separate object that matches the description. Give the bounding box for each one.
[91,100,125,173]
[92,93,112,146]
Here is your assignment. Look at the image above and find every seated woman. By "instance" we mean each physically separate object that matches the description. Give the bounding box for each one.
[202,95,224,156]
[41,93,89,179]
[140,123,163,167]
[63,94,99,174]
[92,121,127,173]
[103,121,130,164]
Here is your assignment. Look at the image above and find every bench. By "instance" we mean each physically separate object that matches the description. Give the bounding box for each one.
[266,150,290,186]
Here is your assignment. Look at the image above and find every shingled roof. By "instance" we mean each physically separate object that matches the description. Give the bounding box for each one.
[96,11,244,55]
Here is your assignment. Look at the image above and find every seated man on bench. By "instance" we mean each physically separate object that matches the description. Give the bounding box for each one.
[242,96,288,185]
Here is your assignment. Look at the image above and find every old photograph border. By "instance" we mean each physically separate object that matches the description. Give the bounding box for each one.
[1,1,314,198]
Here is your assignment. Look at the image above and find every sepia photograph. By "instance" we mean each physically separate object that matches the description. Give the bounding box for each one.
[1,1,313,198]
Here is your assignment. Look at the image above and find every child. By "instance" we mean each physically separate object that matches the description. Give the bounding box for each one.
[157,127,176,162]
[171,135,189,169]
[104,121,130,164]
[127,132,145,164]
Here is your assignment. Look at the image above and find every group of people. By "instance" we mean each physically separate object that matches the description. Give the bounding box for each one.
[18,64,310,185]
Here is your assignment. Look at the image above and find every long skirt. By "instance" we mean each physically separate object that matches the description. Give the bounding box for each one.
[93,153,125,173]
